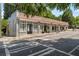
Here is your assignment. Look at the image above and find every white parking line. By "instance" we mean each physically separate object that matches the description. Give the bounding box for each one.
[28,48,51,56]
[8,43,24,48]
[8,42,32,48]
[40,50,55,56]
[10,45,38,54]
[3,42,10,56]
[37,42,73,56]
[9,45,31,52]
[69,45,79,54]
[8,42,39,49]
[9,42,39,53]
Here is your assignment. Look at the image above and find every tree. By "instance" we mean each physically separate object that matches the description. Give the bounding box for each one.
[75,16,79,27]
[4,4,16,19]
[47,3,70,11]
[4,3,79,25]
[1,19,8,35]
[73,4,79,9]
[62,8,74,25]
[69,16,79,29]
[4,3,55,19]
[53,15,62,20]
[4,3,71,19]
[0,4,2,37]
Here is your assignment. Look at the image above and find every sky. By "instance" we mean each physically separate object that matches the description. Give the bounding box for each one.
[1,3,4,19]
[52,4,79,17]
[1,3,79,19]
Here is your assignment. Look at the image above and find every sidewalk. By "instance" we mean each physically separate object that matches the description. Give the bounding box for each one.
[0,29,79,44]
[30,29,79,41]
[0,32,56,43]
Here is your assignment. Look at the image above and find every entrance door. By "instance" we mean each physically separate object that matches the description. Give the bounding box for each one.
[44,25,47,33]
[27,24,32,34]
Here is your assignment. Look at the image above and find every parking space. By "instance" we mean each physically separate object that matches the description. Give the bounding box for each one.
[0,30,79,56]
[0,39,78,56]
[0,42,6,56]
[43,50,69,56]
[11,45,47,56]
[71,49,79,56]
[6,41,48,56]
[1,38,79,56]
[3,40,73,56]
[33,38,79,53]
[0,47,6,56]
[70,46,79,56]
[2,30,79,56]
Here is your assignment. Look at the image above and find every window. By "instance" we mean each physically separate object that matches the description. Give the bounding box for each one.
[34,24,38,29]
[52,26,54,30]
[19,22,26,32]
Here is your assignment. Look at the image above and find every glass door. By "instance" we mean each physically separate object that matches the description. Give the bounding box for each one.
[27,24,32,34]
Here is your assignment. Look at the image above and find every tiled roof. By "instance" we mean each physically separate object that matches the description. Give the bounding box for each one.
[17,11,69,26]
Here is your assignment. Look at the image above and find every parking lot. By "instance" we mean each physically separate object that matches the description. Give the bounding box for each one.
[0,30,79,56]
[0,38,79,56]
[0,40,70,56]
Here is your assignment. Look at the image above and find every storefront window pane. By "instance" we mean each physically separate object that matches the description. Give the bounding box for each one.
[19,22,26,32]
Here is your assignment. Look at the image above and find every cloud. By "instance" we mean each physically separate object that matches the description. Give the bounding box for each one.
[72,9,79,17]
[52,6,79,17]
[52,8,63,17]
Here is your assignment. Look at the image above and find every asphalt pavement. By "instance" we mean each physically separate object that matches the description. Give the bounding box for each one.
[0,39,78,56]
[0,30,79,56]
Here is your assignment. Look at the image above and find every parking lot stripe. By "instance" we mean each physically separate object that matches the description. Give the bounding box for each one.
[28,48,51,56]
[37,42,73,56]
[10,45,39,54]
[39,50,55,56]
[69,45,79,54]
[9,45,32,52]
[8,42,31,48]
[3,42,10,56]
[8,43,24,48]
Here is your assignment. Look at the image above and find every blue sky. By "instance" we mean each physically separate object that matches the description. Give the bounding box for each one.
[1,3,79,18]
[52,8,63,17]
[1,3,4,18]
[52,4,79,17]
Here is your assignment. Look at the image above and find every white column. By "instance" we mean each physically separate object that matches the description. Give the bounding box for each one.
[64,26,68,31]
[49,25,52,33]
[66,26,68,30]
[16,21,19,36]
[32,23,34,34]
[56,26,60,32]
[55,26,58,32]
[38,24,41,33]
[60,27,62,31]
[26,22,27,34]
[58,26,61,32]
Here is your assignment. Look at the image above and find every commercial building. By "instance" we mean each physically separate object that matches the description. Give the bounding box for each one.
[8,10,69,36]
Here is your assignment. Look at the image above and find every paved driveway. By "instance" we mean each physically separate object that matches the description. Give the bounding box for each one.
[0,38,79,56]
[2,40,71,56]
[0,30,79,56]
